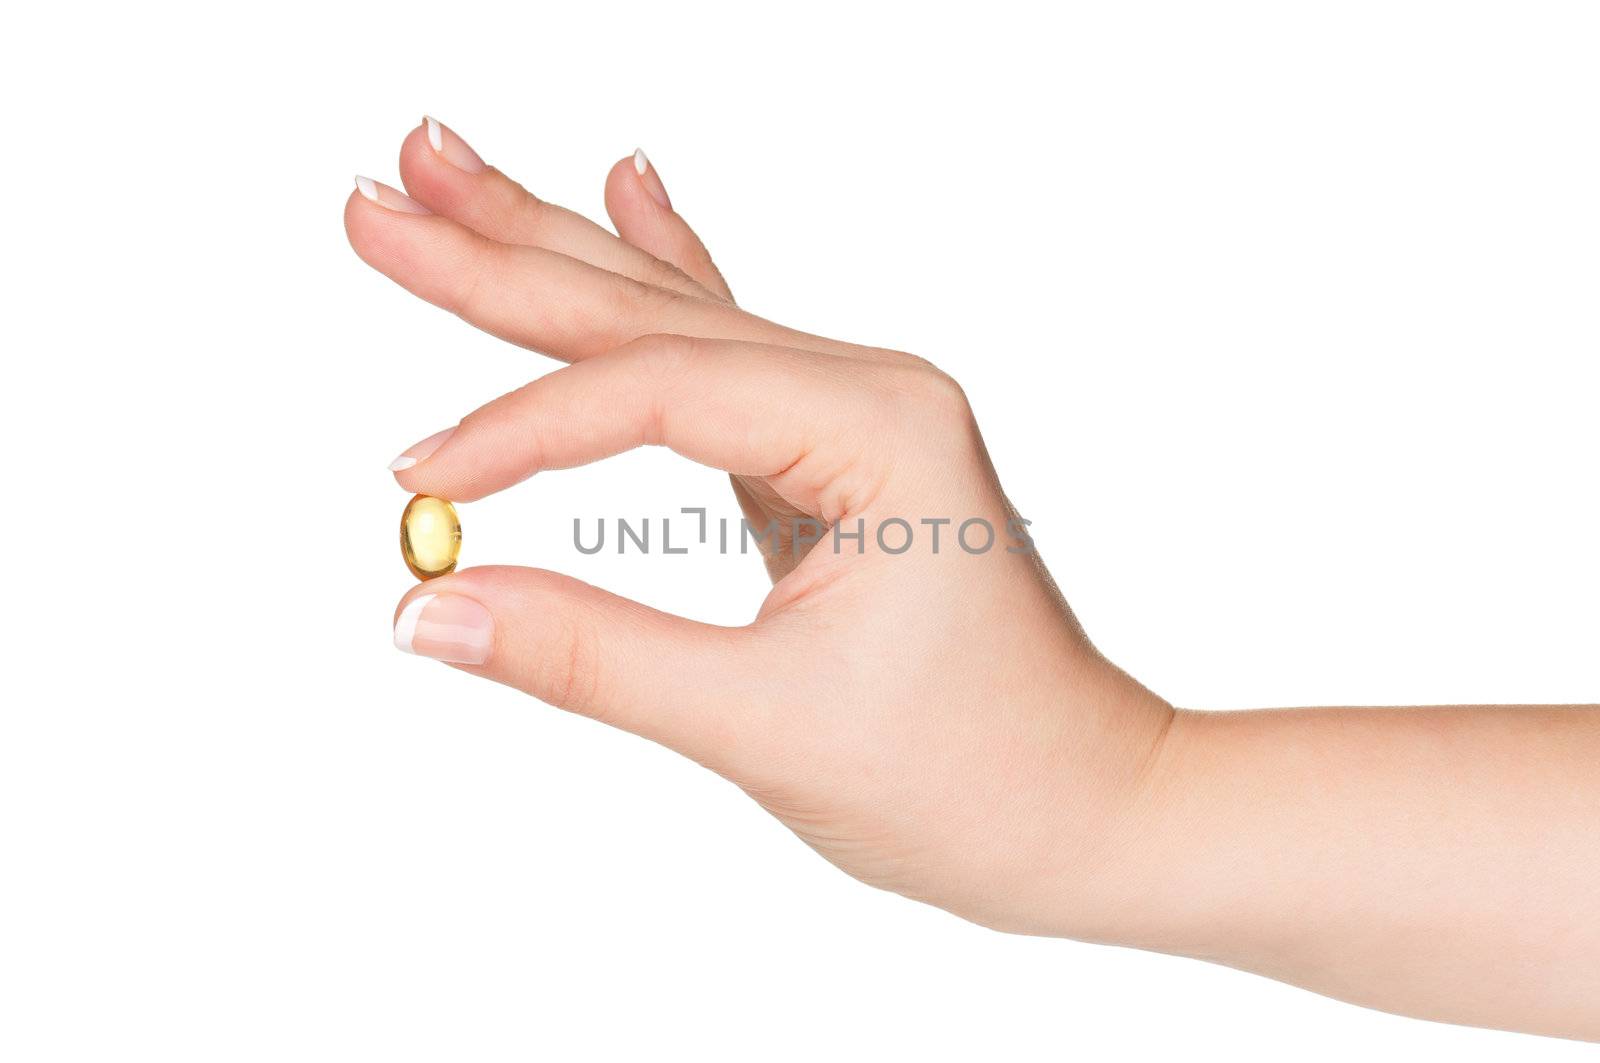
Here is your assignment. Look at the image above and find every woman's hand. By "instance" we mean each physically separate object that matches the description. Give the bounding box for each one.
[347,119,1600,1041]
[346,118,1175,934]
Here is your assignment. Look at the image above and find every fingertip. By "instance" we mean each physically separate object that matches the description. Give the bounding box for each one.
[343,190,402,271]
[632,149,671,209]
[343,187,365,238]
[400,117,491,197]
[602,156,671,253]
[603,155,641,213]
[345,178,434,283]
[390,566,584,675]
[351,174,431,215]
[605,151,672,217]
[392,566,578,625]
[397,121,433,175]
[388,426,457,474]
[344,190,499,316]
[391,591,433,648]
[389,419,527,505]
[390,585,494,666]
[345,186,403,267]
[390,407,511,502]
[604,157,733,302]
[396,123,455,209]
[391,472,495,506]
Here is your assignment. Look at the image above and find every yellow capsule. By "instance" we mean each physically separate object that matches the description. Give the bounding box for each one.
[400,494,461,580]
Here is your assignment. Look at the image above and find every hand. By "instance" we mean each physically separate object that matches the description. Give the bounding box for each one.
[346,119,1174,933]
[348,119,1600,1041]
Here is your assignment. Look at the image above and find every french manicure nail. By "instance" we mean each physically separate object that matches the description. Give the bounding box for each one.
[394,593,494,664]
[353,175,431,214]
[632,148,671,209]
[423,115,487,174]
[389,427,456,472]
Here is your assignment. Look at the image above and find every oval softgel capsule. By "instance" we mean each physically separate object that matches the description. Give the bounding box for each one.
[400,494,461,580]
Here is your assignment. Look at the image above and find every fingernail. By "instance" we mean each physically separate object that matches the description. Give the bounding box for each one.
[423,115,487,174]
[388,426,456,472]
[354,175,431,214]
[632,148,671,209]
[394,593,493,664]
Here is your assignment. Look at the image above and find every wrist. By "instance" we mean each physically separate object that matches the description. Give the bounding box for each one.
[966,665,1182,941]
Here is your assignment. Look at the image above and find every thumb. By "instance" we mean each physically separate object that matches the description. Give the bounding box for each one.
[392,565,764,770]
[605,150,735,302]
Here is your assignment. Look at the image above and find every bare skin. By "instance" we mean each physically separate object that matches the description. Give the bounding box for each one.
[349,118,1600,1042]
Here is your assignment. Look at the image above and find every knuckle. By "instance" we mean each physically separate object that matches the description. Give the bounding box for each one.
[604,274,684,331]
[627,333,701,383]
[889,362,973,422]
[510,186,553,236]
[624,334,703,445]
[866,345,932,366]
[646,256,707,298]
[641,281,691,324]
[450,240,503,320]
[533,611,603,715]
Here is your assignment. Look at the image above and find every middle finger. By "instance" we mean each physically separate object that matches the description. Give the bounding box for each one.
[399,118,718,301]
[345,191,891,365]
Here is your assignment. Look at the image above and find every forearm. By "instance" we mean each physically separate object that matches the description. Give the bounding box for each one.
[1085,704,1600,1039]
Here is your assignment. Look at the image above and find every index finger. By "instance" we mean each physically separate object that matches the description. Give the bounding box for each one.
[390,335,900,517]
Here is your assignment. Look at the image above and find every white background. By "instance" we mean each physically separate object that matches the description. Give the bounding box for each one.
[3,1,1597,1058]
